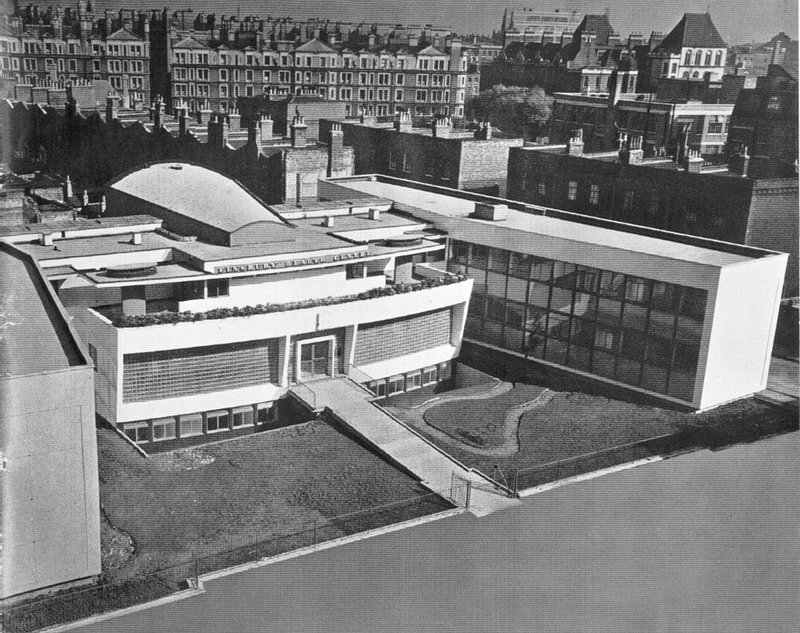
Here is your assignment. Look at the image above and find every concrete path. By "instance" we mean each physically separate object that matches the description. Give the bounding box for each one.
[291,378,520,518]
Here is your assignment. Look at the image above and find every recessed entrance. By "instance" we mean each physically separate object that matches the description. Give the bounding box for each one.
[297,337,335,381]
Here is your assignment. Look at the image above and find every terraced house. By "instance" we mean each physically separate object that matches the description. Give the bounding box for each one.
[153,12,470,118]
[0,2,151,106]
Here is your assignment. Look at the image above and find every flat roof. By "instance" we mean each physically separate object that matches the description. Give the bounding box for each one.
[335,178,756,267]
[17,231,175,263]
[0,215,162,239]
[108,162,288,234]
[0,246,84,376]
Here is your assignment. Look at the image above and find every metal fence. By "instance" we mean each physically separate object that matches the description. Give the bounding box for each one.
[2,482,469,633]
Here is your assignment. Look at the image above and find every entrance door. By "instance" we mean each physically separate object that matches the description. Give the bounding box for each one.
[299,339,333,381]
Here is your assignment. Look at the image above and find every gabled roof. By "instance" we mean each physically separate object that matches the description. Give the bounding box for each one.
[573,14,615,46]
[294,38,337,54]
[107,28,143,42]
[173,36,209,50]
[416,45,446,56]
[656,13,727,52]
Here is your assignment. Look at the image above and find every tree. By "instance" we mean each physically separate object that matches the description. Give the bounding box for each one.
[467,85,553,139]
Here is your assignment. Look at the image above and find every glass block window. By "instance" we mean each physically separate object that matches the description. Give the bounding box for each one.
[354,309,451,365]
[123,339,280,403]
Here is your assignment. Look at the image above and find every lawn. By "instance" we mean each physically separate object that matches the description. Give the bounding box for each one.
[423,384,548,448]
[384,383,798,490]
[97,419,445,582]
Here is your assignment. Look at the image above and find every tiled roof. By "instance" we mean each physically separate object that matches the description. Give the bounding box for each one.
[173,36,209,50]
[294,38,337,54]
[106,28,143,42]
[657,13,727,52]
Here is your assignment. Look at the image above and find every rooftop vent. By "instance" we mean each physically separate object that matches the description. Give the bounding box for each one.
[105,263,158,279]
[471,202,509,221]
[41,232,53,246]
[382,236,424,247]
[369,208,381,221]
[324,216,335,228]
[169,164,183,170]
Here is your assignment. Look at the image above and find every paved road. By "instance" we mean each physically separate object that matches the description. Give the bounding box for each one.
[76,431,799,633]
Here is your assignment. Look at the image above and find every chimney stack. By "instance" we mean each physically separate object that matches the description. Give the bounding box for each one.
[394,111,412,132]
[566,128,584,155]
[260,114,274,140]
[208,112,228,148]
[682,149,704,173]
[431,115,451,138]
[290,113,307,148]
[177,103,188,135]
[105,93,118,123]
[728,146,750,177]
[153,95,164,130]
[227,111,241,130]
[248,120,263,155]
[323,216,335,228]
[62,175,73,201]
[619,135,644,165]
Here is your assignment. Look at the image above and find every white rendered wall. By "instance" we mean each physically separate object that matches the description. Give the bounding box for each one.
[696,253,787,409]
[179,266,384,313]
[98,280,472,424]
[0,368,100,598]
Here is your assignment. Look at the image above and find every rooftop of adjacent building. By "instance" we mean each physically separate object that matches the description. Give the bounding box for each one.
[0,242,85,377]
[330,175,780,268]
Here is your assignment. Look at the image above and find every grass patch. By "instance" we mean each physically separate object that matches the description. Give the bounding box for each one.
[423,384,547,448]
[97,419,439,582]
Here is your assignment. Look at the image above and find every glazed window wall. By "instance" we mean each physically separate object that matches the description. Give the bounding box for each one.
[449,241,707,402]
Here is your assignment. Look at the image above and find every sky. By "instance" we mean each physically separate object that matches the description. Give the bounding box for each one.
[92,0,798,44]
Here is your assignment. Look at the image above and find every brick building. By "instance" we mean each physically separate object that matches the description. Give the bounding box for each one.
[149,12,471,119]
[0,2,151,106]
[726,64,798,179]
[319,114,523,196]
[506,138,798,295]
[647,13,727,85]
[0,90,355,204]
[549,65,735,157]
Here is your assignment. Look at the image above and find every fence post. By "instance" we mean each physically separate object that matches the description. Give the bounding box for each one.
[513,468,519,498]
[465,479,472,510]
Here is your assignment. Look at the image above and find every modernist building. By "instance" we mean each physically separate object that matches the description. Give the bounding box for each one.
[500,8,583,47]
[325,175,787,412]
[319,114,524,196]
[647,13,727,84]
[0,3,151,106]
[0,241,101,600]
[550,66,735,156]
[150,12,471,119]
[1,162,472,450]
[506,138,799,295]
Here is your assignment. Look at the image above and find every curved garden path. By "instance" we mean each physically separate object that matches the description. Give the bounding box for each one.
[383,385,557,458]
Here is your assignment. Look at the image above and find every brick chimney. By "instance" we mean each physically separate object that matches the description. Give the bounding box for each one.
[359,106,377,126]
[394,111,412,132]
[260,114,274,140]
[728,146,750,177]
[327,122,346,176]
[619,135,644,165]
[176,103,188,135]
[566,128,584,155]
[431,115,451,138]
[290,113,307,148]
[682,150,704,173]
[62,175,73,201]
[153,96,164,130]
[227,111,241,130]
[105,93,118,123]
[248,120,263,156]
[208,113,228,148]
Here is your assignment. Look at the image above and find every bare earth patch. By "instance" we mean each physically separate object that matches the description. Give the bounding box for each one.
[98,420,436,582]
